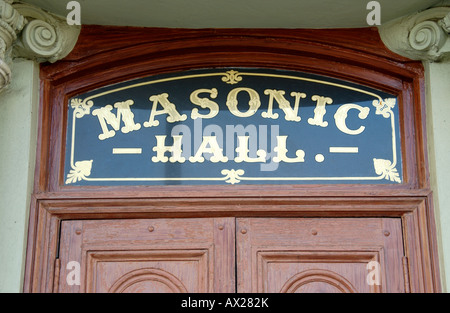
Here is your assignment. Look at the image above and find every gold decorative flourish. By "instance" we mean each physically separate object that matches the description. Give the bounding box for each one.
[373,158,401,183]
[372,97,401,183]
[66,160,94,184]
[71,98,94,118]
[221,70,242,85]
[221,169,245,184]
[372,98,396,118]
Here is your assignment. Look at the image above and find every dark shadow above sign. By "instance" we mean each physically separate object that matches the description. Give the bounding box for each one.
[64,68,402,186]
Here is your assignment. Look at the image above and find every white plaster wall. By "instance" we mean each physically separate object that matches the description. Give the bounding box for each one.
[425,61,450,293]
[0,59,39,293]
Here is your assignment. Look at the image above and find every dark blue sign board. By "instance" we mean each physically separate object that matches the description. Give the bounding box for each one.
[64,68,402,186]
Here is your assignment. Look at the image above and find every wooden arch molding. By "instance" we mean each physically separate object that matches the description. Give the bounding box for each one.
[24,26,441,292]
[279,269,358,293]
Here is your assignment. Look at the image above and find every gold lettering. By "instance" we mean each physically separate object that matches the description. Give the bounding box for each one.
[144,93,187,128]
[334,104,370,135]
[92,100,141,140]
[226,87,261,118]
[190,88,219,119]
[273,136,305,163]
[152,135,185,163]
[262,90,305,121]
[189,136,228,163]
[235,136,267,163]
[308,95,333,127]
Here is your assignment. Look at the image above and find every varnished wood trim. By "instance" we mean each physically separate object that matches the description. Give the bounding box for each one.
[24,195,441,292]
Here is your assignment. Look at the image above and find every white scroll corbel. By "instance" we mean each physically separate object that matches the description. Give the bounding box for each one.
[379,6,450,62]
[0,0,80,93]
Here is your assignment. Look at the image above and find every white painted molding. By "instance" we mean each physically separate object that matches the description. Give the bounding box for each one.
[0,0,80,92]
[379,7,450,62]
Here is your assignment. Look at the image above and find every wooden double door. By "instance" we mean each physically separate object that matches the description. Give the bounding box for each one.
[57,217,406,293]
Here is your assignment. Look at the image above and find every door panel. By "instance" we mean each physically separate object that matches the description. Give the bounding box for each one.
[236,218,405,293]
[57,218,235,293]
[57,217,405,293]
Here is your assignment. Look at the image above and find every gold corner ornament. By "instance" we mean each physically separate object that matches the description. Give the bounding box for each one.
[373,98,396,118]
[65,98,94,184]
[372,98,401,183]
[373,159,401,183]
[65,160,93,184]
[71,98,94,117]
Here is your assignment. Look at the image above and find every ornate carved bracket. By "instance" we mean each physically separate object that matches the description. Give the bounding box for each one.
[0,0,80,92]
[379,6,450,62]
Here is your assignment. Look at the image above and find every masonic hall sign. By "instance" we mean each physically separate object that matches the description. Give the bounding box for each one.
[64,68,402,186]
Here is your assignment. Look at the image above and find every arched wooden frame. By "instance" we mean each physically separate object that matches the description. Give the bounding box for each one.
[24,26,441,292]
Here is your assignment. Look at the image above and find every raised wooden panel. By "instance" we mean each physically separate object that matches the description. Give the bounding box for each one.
[259,251,382,293]
[279,269,359,293]
[57,218,235,293]
[86,250,208,293]
[107,268,188,293]
[237,218,405,293]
